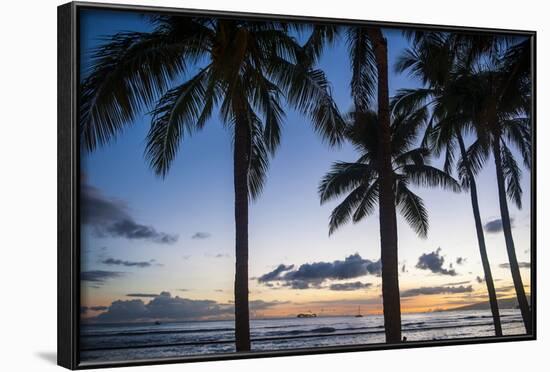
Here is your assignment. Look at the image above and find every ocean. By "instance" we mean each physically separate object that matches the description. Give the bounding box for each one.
[80,308,526,363]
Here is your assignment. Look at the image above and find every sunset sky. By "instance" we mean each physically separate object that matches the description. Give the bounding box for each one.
[79,9,531,323]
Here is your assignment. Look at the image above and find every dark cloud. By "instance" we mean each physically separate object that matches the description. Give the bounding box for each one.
[495,285,516,294]
[401,285,473,297]
[126,293,159,298]
[456,257,466,265]
[81,306,107,314]
[257,254,381,289]
[484,218,514,233]
[258,264,295,282]
[498,262,530,269]
[416,248,457,276]
[81,270,123,284]
[192,232,211,239]
[89,292,284,323]
[101,258,154,268]
[442,280,471,286]
[81,182,177,244]
[329,281,372,291]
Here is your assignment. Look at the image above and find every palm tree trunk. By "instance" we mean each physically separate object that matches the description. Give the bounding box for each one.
[367,28,402,343]
[234,114,251,351]
[492,134,532,333]
[456,131,502,336]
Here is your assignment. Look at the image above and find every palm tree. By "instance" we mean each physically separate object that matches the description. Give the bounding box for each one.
[395,32,532,333]
[344,26,405,343]
[393,32,503,335]
[79,16,345,351]
[318,108,461,337]
[460,47,532,332]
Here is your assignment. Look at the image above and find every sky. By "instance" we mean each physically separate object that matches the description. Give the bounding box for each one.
[79,9,532,323]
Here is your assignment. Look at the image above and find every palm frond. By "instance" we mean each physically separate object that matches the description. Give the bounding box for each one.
[500,141,523,209]
[269,58,346,146]
[80,31,189,151]
[401,164,461,192]
[391,88,434,115]
[462,138,490,177]
[244,104,270,201]
[346,26,376,110]
[302,24,340,65]
[328,185,368,235]
[501,117,532,169]
[144,68,210,177]
[352,181,379,223]
[393,148,430,167]
[244,66,285,154]
[319,162,374,204]
[396,181,429,238]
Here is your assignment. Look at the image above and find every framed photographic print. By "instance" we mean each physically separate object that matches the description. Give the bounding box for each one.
[57,1,536,369]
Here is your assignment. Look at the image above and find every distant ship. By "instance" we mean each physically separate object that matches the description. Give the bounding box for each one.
[355,306,363,318]
[154,320,162,325]
[297,311,317,318]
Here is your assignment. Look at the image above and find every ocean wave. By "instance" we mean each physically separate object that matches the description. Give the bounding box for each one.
[81,327,234,338]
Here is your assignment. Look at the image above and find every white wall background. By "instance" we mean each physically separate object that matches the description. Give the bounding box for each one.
[0,0,546,370]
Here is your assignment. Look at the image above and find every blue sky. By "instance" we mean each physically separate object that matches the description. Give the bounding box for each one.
[79,9,531,321]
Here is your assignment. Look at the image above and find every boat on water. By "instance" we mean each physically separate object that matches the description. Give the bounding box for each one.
[297,311,317,318]
[355,306,363,318]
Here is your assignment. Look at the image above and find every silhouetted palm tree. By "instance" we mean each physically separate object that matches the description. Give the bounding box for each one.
[79,16,345,351]
[319,108,461,326]
[393,31,504,335]
[344,26,407,343]
[395,32,532,333]
[458,43,532,332]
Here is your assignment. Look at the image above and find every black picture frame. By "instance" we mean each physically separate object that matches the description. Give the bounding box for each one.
[57,1,537,369]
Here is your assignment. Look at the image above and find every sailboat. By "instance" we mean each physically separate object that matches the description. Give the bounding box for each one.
[355,306,363,318]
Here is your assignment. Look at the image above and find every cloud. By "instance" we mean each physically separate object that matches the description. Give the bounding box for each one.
[126,293,159,298]
[329,281,372,291]
[484,218,514,233]
[401,285,473,297]
[498,262,530,269]
[81,305,108,314]
[258,264,295,282]
[89,292,284,323]
[416,248,457,276]
[258,254,381,289]
[101,258,154,268]
[81,181,177,244]
[495,285,516,294]
[442,280,471,286]
[456,257,466,265]
[192,232,211,239]
[81,270,123,284]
